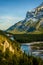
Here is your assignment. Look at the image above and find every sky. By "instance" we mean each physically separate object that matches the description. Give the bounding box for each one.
[0,0,43,30]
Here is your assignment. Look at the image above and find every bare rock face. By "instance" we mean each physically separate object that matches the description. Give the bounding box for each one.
[7,2,43,33]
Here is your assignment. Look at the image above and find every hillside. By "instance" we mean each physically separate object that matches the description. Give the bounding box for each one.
[7,2,43,34]
[0,30,43,65]
[0,30,22,56]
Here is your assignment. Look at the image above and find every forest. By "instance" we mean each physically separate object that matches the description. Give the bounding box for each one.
[14,34,43,43]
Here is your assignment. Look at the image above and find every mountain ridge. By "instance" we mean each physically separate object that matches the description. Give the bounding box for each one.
[7,2,43,34]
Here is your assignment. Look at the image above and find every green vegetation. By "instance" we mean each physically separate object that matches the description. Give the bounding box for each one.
[31,43,43,50]
[7,18,43,34]
[0,30,43,65]
[14,34,43,43]
[32,43,43,47]
[0,50,43,65]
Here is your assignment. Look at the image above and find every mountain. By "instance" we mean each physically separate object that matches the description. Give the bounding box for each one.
[7,2,43,34]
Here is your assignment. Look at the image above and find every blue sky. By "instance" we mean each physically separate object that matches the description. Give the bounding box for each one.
[0,0,43,30]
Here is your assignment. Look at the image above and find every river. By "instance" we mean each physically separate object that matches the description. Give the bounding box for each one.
[21,42,43,59]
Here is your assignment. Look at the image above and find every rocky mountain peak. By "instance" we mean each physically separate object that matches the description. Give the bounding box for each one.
[35,2,43,13]
[7,2,43,33]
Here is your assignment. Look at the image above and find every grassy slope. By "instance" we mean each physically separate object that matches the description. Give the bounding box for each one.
[0,30,22,57]
[7,19,43,34]
[0,30,43,65]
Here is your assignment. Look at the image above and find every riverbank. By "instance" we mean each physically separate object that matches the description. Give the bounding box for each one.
[21,42,43,59]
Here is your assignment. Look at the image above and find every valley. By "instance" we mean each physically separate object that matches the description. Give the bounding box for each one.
[0,1,43,65]
[0,30,43,65]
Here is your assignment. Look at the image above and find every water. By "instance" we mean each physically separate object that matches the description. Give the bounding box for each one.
[21,42,43,59]
[21,45,31,55]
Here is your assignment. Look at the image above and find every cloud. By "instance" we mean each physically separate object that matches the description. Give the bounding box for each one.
[0,16,24,22]
[0,16,24,30]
